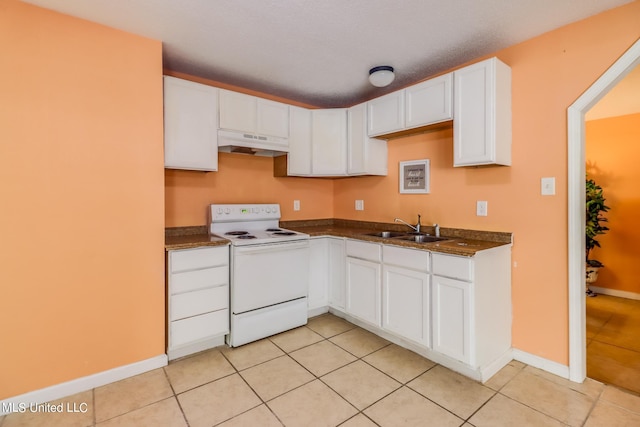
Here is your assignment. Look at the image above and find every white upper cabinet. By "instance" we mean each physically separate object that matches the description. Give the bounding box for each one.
[405,73,453,128]
[287,106,312,176]
[163,76,219,171]
[348,103,387,176]
[311,109,348,176]
[219,89,289,138]
[367,90,405,136]
[453,57,511,167]
[367,73,453,138]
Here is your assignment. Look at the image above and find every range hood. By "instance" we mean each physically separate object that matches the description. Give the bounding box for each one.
[218,130,288,157]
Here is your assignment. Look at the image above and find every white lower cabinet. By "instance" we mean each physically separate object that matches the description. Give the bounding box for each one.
[328,238,346,310]
[383,266,430,346]
[167,245,230,360]
[308,238,329,312]
[345,240,381,327]
[382,245,431,347]
[431,274,470,363]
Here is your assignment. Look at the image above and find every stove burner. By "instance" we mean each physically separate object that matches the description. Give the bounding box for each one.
[273,231,296,236]
[266,228,282,232]
[236,235,257,239]
[226,231,249,236]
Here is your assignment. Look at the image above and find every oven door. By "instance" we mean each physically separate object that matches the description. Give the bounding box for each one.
[231,240,310,314]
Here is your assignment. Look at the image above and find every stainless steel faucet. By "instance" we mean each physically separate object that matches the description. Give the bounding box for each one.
[394,214,421,233]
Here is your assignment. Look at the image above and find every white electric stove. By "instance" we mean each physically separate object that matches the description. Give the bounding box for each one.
[209,204,310,347]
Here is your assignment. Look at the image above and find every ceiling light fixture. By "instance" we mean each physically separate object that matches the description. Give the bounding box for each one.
[369,66,395,87]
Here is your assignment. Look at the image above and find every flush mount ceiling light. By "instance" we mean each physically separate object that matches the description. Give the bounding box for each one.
[369,66,395,87]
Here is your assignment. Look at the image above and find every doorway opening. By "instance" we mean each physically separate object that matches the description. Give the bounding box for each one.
[567,38,640,382]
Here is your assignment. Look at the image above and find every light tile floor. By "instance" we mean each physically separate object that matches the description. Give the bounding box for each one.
[587,293,640,395]
[3,313,640,426]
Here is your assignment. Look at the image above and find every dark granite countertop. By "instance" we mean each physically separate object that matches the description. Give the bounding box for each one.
[165,220,512,256]
[281,219,512,257]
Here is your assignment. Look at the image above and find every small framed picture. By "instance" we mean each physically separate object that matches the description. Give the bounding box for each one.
[399,159,430,194]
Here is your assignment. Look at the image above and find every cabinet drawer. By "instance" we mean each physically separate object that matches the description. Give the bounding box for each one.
[171,286,229,321]
[383,246,430,271]
[170,309,229,348]
[170,246,228,273]
[432,253,473,281]
[346,239,381,262]
[170,265,228,295]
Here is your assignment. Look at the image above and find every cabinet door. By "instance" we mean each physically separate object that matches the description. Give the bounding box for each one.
[345,256,381,326]
[432,275,471,363]
[219,89,256,133]
[367,91,405,137]
[257,99,289,138]
[405,74,453,128]
[288,106,312,175]
[308,238,329,310]
[383,265,430,346]
[348,103,387,176]
[163,76,218,171]
[328,238,346,310]
[453,58,511,167]
[311,109,347,176]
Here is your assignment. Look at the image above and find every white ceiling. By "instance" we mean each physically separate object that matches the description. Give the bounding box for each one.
[23,0,634,108]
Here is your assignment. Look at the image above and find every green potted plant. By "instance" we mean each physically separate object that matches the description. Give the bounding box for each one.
[585,175,610,296]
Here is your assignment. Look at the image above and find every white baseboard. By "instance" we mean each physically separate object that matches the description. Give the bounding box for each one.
[0,354,168,416]
[308,306,329,318]
[589,286,640,301]
[512,349,570,379]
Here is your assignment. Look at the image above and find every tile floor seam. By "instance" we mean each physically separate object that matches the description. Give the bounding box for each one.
[403,381,482,423]
[461,388,499,423]
[360,355,437,386]
[495,391,574,426]
[170,393,192,427]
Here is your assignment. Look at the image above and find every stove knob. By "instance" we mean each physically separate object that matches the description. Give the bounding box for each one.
[225,208,231,214]
[272,206,278,213]
[265,207,271,213]
[217,208,223,214]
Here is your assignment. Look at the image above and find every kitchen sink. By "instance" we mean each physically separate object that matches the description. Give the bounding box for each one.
[395,234,450,243]
[365,231,407,238]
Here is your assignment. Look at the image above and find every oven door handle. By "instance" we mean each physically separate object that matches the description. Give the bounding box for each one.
[234,240,309,255]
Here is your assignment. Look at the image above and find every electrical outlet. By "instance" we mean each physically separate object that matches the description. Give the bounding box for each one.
[541,177,556,195]
[293,200,300,211]
[355,200,364,211]
[476,200,488,216]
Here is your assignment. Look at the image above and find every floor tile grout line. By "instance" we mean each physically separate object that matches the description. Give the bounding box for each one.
[160,367,191,427]
[495,390,578,425]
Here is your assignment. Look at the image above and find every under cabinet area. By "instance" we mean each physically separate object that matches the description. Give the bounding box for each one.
[166,245,230,360]
[163,76,219,171]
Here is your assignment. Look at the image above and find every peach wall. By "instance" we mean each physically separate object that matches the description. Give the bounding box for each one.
[586,113,640,295]
[0,0,164,399]
[163,73,335,227]
[166,153,334,226]
[335,2,640,363]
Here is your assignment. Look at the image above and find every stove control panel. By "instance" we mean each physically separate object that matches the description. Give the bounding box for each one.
[210,204,280,222]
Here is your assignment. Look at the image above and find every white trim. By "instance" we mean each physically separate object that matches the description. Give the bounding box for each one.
[568,38,640,383]
[0,354,168,416]
[512,349,570,379]
[588,286,640,301]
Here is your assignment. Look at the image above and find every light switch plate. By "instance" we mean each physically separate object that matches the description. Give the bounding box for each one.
[293,200,301,211]
[541,177,556,195]
[476,200,488,216]
[355,200,364,211]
